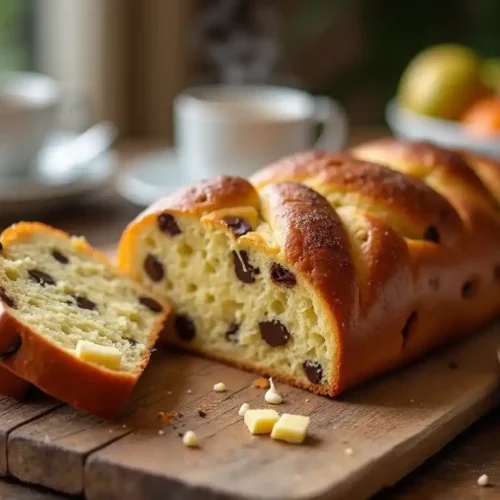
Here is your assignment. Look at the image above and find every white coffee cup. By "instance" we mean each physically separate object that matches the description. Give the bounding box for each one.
[0,72,61,176]
[174,85,348,179]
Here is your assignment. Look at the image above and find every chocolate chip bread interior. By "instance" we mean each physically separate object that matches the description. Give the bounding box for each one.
[0,222,170,417]
[118,139,500,396]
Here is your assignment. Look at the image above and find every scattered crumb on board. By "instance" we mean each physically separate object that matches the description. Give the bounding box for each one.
[252,377,270,389]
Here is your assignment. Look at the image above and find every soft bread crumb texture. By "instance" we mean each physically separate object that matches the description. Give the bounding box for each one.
[0,231,162,372]
[134,214,335,388]
[270,413,310,444]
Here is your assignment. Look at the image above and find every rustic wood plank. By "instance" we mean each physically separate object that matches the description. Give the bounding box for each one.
[82,323,500,500]
[7,406,131,495]
[0,391,62,477]
[6,351,254,495]
[382,408,500,499]
[0,477,71,500]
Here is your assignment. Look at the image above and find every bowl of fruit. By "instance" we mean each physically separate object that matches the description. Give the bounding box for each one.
[387,44,500,158]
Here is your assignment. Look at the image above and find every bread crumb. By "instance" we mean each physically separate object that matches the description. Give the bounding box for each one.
[410,399,415,403]
[305,399,310,403]
[158,430,165,435]
[238,403,250,416]
[477,474,489,486]
[197,409,207,417]
[345,448,354,455]
[167,391,172,395]
[182,430,198,447]
[43,434,50,443]
[198,401,211,411]
[187,389,192,394]
[213,382,226,392]
[108,429,114,433]
[158,411,182,425]
[122,424,127,428]
[252,377,270,389]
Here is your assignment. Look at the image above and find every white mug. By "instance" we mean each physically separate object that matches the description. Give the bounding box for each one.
[174,85,348,179]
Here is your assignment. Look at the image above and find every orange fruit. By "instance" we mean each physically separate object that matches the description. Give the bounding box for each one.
[461,96,500,137]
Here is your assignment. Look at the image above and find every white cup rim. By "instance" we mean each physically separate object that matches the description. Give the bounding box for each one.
[175,84,316,124]
[0,71,61,112]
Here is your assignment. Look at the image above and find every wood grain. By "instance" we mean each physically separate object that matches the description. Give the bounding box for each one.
[0,478,69,500]
[7,406,130,494]
[81,324,499,500]
[383,408,500,499]
[0,392,61,476]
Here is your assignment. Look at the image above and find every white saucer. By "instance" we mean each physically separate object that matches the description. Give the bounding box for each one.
[0,132,116,218]
[116,149,201,207]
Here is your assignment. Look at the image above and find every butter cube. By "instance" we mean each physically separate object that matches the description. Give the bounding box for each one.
[76,340,122,370]
[270,413,310,444]
[244,409,280,435]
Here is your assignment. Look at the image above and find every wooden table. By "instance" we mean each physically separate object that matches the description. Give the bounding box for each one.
[1,134,498,499]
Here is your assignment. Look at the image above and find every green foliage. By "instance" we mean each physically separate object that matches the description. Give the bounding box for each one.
[0,0,32,71]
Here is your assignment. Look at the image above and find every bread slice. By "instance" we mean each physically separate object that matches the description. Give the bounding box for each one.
[0,222,170,417]
[118,143,500,396]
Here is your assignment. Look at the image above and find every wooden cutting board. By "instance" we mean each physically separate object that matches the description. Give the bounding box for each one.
[0,322,498,500]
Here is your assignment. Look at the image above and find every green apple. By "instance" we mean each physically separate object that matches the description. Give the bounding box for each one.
[398,44,483,119]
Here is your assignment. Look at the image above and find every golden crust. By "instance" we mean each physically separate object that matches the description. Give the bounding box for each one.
[460,151,500,205]
[0,222,171,418]
[117,140,500,397]
[253,152,464,244]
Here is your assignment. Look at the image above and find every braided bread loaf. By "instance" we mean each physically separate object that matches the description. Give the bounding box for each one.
[118,139,500,396]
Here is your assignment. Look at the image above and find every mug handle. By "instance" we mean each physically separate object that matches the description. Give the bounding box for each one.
[312,96,348,151]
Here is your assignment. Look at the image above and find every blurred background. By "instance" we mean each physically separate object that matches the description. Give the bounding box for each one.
[0,0,499,246]
[3,0,499,134]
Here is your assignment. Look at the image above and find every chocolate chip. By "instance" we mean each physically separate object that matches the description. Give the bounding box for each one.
[223,217,252,237]
[28,269,56,286]
[126,338,138,346]
[461,280,478,299]
[303,359,323,384]
[178,432,184,437]
[259,320,290,347]
[139,296,163,313]
[232,250,259,284]
[0,335,21,360]
[144,254,164,282]
[175,314,196,341]
[158,213,181,236]
[52,250,69,264]
[448,361,459,370]
[270,263,296,288]
[423,225,440,243]
[402,311,418,343]
[225,323,239,343]
[72,295,97,311]
[197,410,207,418]
[0,286,15,308]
